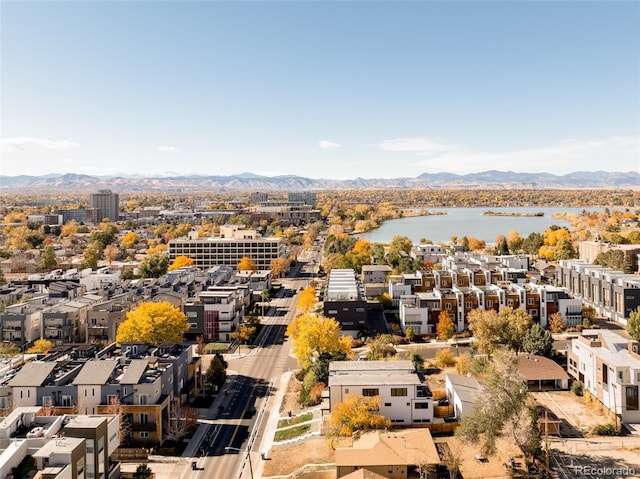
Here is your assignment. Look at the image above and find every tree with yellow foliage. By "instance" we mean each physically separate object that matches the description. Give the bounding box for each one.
[169,255,195,271]
[436,311,456,340]
[121,231,140,250]
[270,257,289,278]
[28,339,54,354]
[297,287,317,313]
[116,301,188,346]
[328,394,391,439]
[237,256,257,272]
[286,313,352,369]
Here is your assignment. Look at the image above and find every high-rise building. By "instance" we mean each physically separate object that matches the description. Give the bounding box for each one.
[287,191,317,208]
[89,190,120,222]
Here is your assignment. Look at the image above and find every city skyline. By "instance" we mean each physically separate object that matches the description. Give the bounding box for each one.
[1,1,639,179]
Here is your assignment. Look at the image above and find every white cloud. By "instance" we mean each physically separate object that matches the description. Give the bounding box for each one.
[156,145,179,152]
[1,136,80,151]
[378,135,639,174]
[319,140,341,150]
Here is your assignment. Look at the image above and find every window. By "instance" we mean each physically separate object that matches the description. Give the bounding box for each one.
[487,300,493,308]
[384,402,391,407]
[139,431,149,439]
[139,394,149,405]
[42,396,53,408]
[626,386,639,411]
[362,388,379,397]
[602,364,608,386]
[619,371,623,381]
[62,395,72,407]
[107,394,118,405]
[140,413,149,424]
[445,303,452,310]
[414,402,430,409]
[86,439,95,453]
[507,299,514,306]
[390,388,407,397]
[528,298,534,305]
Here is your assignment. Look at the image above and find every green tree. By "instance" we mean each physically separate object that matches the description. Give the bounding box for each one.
[522,232,544,256]
[40,245,58,270]
[468,309,504,357]
[456,353,540,457]
[555,238,577,260]
[522,324,554,357]
[138,253,170,278]
[365,334,398,360]
[627,308,640,342]
[594,249,633,273]
[582,305,596,328]
[116,301,188,345]
[83,240,104,269]
[133,464,152,479]
[409,352,425,372]
[389,235,413,255]
[206,353,228,390]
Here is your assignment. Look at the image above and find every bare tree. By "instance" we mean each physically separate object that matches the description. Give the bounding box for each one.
[167,397,198,441]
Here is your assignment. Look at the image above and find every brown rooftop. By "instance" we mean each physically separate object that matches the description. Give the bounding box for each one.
[517,355,569,381]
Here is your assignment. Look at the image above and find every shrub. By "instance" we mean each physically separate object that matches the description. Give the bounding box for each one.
[435,349,457,369]
[570,380,584,396]
[589,423,620,436]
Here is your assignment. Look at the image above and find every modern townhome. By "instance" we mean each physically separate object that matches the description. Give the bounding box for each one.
[168,225,285,271]
[0,408,120,479]
[361,265,392,298]
[334,428,440,479]
[328,360,433,426]
[392,252,582,334]
[556,260,640,324]
[567,330,640,424]
[183,285,249,342]
[323,269,370,336]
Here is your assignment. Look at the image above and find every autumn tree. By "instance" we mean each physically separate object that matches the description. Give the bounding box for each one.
[237,256,257,272]
[549,312,566,333]
[507,230,524,253]
[138,253,169,278]
[103,244,119,265]
[582,305,596,328]
[0,343,20,358]
[437,311,456,340]
[270,257,289,278]
[231,325,257,355]
[627,308,640,342]
[169,255,195,271]
[60,221,78,238]
[116,301,188,345]
[498,307,533,355]
[468,309,504,357]
[286,313,352,369]
[435,349,457,368]
[328,394,392,439]
[120,231,140,250]
[28,339,54,354]
[40,245,58,270]
[297,287,317,313]
[83,240,104,269]
[365,334,398,360]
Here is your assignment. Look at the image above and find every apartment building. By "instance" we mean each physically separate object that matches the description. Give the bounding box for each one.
[89,190,120,223]
[328,360,433,426]
[168,226,285,271]
[323,269,369,336]
[361,265,392,297]
[183,285,249,342]
[556,260,640,324]
[567,330,640,423]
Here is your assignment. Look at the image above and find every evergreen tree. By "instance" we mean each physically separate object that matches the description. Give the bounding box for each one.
[522,324,554,357]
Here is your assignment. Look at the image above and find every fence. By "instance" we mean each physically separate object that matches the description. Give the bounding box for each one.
[112,448,149,462]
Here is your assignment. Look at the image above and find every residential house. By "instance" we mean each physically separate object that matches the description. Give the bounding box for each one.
[328,361,433,426]
[445,373,481,420]
[361,265,392,298]
[323,269,369,337]
[334,429,440,479]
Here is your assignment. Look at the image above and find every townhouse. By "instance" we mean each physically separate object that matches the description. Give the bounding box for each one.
[323,269,370,336]
[328,360,433,426]
[556,260,640,324]
[183,285,249,342]
[567,330,640,424]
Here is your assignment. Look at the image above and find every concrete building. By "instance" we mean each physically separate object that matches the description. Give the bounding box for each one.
[567,330,640,424]
[361,265,392,298]
[445,373,481,420]
[89,190,120,223]
[183,285,249,342]
[578,240,640,273]
[328,361,433,426]
[168,227,285,271]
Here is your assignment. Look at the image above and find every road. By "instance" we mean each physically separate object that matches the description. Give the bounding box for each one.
[180,251,319,479]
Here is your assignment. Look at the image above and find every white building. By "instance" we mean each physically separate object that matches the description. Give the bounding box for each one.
[445,373,481,420]
[398,295,431,335]
[328,360,433,426]
[567,330,640,424]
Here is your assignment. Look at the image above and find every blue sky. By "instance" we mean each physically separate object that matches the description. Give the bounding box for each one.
[1,1,639,179]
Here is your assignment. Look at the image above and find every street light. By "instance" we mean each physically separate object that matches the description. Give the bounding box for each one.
[225,446,254,479]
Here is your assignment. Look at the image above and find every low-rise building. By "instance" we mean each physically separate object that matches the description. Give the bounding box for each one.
[328,361,433,426]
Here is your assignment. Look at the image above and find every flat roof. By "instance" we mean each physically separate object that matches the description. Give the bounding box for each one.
[34,436,84,456]
[330,373,422,387]
[330,360,414,372]
[65,416,109,429]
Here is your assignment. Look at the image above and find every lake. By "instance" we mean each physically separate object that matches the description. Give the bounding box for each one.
[356,207,595,244]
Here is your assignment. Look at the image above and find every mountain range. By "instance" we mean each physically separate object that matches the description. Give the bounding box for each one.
[0,170,638,192]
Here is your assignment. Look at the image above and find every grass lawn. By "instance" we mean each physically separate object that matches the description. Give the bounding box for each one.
[205,343,229,353]
[274,423,311,441]
[277,412,314,428]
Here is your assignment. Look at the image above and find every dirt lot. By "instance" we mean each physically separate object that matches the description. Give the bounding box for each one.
[262,436,335,477]
[532,391,615,436]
